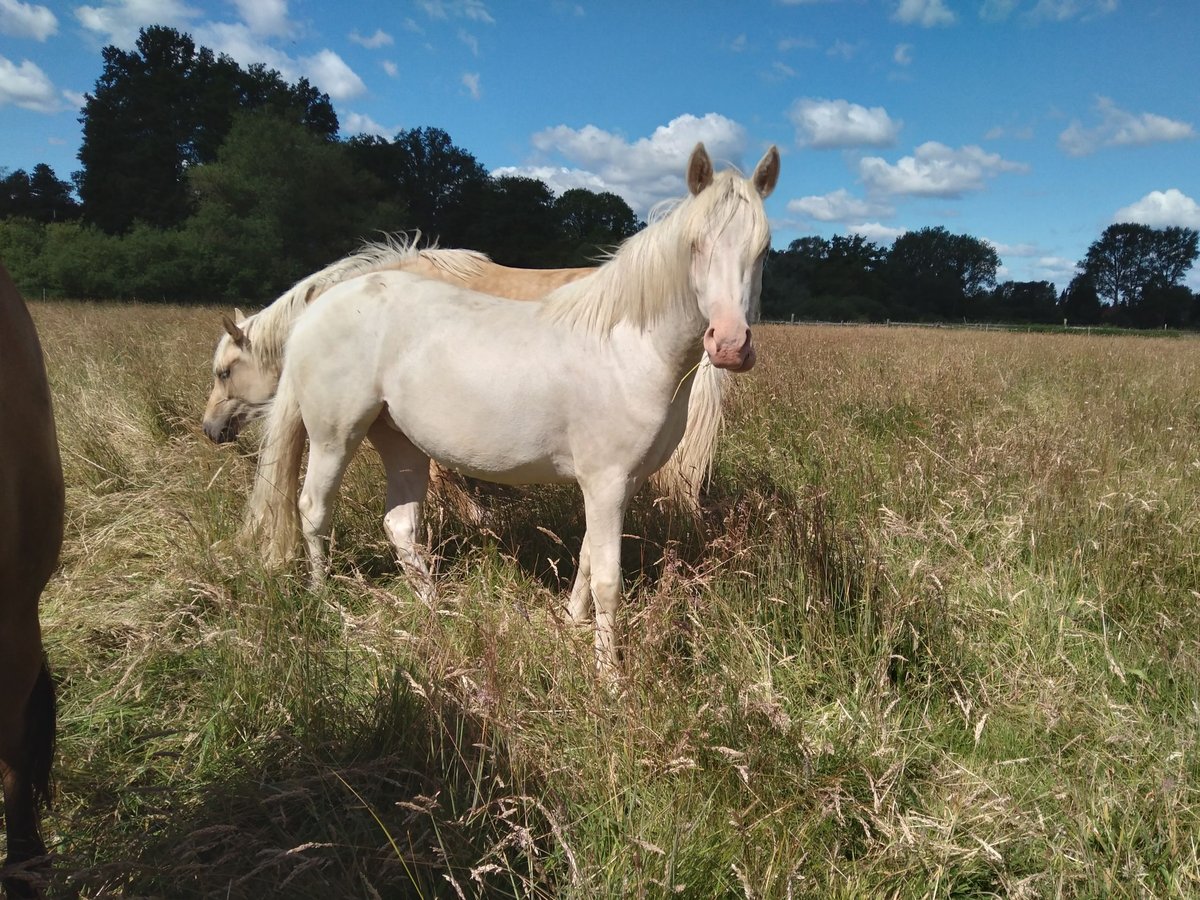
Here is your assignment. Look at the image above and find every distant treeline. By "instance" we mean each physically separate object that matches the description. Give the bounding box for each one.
[1,25,1197,327]
[762,224,1200,329]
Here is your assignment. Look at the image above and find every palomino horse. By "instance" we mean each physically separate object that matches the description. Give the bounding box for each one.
[245,143,778,671]
[202,239,728,512]
[0,263,61,896]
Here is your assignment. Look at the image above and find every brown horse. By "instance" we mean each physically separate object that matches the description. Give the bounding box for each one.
[0,263,61,897]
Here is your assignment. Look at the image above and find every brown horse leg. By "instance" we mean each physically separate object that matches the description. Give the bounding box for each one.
[1,658,55,898]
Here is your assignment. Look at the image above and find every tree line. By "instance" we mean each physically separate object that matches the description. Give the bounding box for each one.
[0,26,639,303]
[762,224,1199,329]
[1,24,1197,326]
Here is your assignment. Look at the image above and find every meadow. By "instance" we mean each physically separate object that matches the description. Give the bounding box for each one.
[17,303,1200,898]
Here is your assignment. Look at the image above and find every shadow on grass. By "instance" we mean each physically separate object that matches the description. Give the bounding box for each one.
[51,666,561,899]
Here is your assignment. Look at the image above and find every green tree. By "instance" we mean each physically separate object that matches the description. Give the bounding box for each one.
[1057,273,1102,325]
[553,188,641,264]
[77,25,337,233]
[1079,223,1200,309]
[1,165,78,222]
[987,280,1058,323]
[184,111,401,300]
[885,226,999,319]
[345,128,488,246]
[461,175,561,266]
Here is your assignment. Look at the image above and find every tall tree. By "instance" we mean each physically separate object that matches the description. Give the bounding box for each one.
[1079,223,1199,309]
[346,128,489,246]
[1057,273,1102,325]
[185,111,401,299]
[77,26,337,233]
[553,188,640,263]
[885,226,999,319]
[0,165,79,222]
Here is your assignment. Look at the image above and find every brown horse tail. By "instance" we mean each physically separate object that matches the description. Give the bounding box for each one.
[650,355,727,515]
[242,366,306,566]
[27,658,56,812]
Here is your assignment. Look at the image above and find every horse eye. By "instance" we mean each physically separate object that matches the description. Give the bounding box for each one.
[218,369,231,381]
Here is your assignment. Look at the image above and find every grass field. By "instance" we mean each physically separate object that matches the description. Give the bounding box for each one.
[14,304,1200,897]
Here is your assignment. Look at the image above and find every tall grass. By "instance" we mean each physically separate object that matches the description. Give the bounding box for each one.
[14,305,1200,897]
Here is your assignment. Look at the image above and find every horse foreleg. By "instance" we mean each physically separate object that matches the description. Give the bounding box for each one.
[0,634,53,898]
[566,533,592,624]
[580,477,639,676]
[298,431,366,588]
[369,419,434,599]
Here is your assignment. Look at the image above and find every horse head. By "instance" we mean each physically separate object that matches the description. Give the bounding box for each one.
[202,309,279,443]
[685,142,779,373]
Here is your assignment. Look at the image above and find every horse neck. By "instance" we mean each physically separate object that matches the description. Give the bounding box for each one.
[541,207,705,364]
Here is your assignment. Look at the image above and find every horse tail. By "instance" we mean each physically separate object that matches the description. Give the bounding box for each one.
[243,367,307,566]
[27,657,55,812]
[651,355,727,513]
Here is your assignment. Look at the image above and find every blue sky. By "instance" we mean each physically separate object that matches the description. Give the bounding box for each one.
[1,0,1197,290]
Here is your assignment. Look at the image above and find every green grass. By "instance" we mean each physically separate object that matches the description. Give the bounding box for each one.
[14,306,1200,897]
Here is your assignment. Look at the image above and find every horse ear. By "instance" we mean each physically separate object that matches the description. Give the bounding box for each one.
[234,307,247,325]
[222,314,246,346]
[687,143,714,195]
[752,145,781,199]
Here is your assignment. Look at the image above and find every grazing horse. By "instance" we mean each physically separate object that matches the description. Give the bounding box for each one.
[202,238,728,511]
[245,143,778,672]
[0,263,61,896]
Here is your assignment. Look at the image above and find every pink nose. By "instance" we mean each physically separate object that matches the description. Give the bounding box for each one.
[704,325,755,372]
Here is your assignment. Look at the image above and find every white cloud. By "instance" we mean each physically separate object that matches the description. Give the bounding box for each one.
[893,43,913,65]
[847,222,906,245]
[826,39,859,60]
[1030,256,1079,282]
[303,49,366,101]
[196,21,295,77]
[0,54,59,111]
[416,0,495,24]
[342,111,400,138]
[1114,189,1200,229]
[1059,97,1194,156]
[979,0,1019,20]
[502,113,748,215]
[787,188,893,223]
[75,0,201,47]
[0,0,57,40]
[458,29,479,55]
[490,164,611,197]
[1029,0,1117,22]
[892,0,955,27]
[859,141,1028,198]
[382,60,398,77]
[350,28,394,49]
[790,97,900,149]
[986,239,1039,257]
[461,71,481,99]
[230,0,292,37]
[729,33,747,52]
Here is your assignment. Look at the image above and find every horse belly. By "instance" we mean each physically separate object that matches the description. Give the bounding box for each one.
[382,361,576,485]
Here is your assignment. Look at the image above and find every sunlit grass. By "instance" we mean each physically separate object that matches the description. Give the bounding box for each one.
[15,305,1200,897]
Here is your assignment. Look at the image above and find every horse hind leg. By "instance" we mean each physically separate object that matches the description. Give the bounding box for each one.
[0,649,55,898]
[368,418,434,597]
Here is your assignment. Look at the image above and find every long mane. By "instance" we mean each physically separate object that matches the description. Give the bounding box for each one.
[540,168,769,335]
[243,234,492,372]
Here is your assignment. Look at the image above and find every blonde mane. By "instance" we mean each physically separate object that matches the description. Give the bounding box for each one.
[540,169,770,335]
[241,234,492,373]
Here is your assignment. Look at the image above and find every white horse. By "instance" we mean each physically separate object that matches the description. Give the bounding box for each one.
[202,239,727,512]
[245,143,778,671]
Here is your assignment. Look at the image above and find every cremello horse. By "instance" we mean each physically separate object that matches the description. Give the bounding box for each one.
[246,143,778,671]
[0,262,61,896]
[202,242,728,512]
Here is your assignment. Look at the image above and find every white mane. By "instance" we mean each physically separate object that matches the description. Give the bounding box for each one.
[240,234,492,373]
[540,169,770,335]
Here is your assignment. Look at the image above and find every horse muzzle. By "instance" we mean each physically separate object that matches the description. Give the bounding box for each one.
[704,326,756,372]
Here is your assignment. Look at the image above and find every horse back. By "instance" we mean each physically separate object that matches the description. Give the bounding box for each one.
[0,262,64,601]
